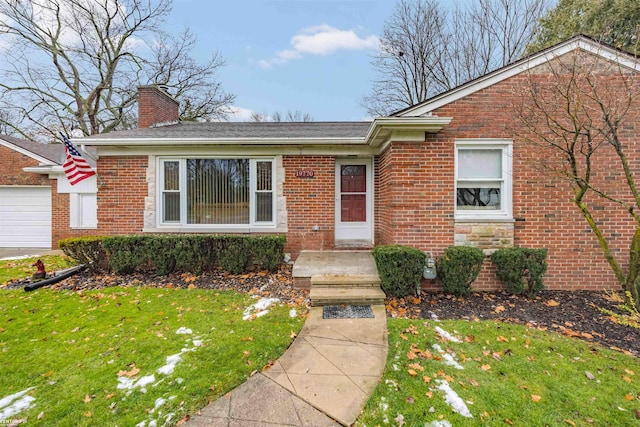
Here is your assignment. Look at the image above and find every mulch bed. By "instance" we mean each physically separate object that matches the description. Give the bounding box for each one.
[4,267,639,356]
[386,290,640,357]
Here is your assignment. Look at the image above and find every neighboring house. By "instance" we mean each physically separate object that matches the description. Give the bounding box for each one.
[0,135,63,248]
[22,36,640,291]
[0,134,99,249]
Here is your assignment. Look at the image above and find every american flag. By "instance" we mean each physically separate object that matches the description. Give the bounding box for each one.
[61,133,96,185]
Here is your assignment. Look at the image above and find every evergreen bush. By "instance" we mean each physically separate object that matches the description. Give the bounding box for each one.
[373,245,426,297]
[437,246,485,295]
[491,247,548,297]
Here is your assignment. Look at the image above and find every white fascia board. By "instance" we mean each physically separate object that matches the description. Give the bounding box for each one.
[398,37,640,117]
[23,165,64,177]
[79,137,367,146]
[0,140,56,165]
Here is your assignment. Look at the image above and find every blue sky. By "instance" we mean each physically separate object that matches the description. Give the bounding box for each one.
[169,0,397,121]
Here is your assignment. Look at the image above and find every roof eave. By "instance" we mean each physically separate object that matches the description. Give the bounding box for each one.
[75,137,368,146]
[365,116,453,148]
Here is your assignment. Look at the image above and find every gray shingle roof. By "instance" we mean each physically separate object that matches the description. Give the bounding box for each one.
[0,135,64,164]
[84,121,372,140]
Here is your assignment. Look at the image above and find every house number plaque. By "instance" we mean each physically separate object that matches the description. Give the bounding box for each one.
[295,169,315,178]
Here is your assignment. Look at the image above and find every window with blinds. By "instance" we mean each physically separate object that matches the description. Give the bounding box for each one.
[159,158,274,226]
[455,141,512,219]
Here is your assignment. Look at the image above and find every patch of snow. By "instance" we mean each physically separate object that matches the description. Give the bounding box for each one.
[434,326,461,343]
[0,255,37,261]
[289,308,297,318]
[429,312,440,321]
[392,364,400,371]
[242,297,280,320]
[118,375,156,391]
[0,387,36,419]
[149,420,157,427]
[425,421,452,427]
[435,379,473,418]
[135,421,146,427]
[192,339,203,347]
[157,354,182,375]
[175,378,184,384]
[432,344,464,370]
[151,397,166,413]
[175,327,192,335]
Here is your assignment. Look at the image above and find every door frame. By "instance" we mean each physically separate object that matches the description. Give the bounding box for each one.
[334,158,374,243]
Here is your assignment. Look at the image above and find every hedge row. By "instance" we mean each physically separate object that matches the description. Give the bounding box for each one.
[59,234,286,275]
[372,244,549,298]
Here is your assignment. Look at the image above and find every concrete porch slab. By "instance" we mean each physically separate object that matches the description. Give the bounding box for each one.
[292,251,379,285]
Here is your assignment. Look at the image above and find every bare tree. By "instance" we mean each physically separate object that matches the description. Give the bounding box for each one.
[362,0,550,117]
[248,110,314,122]
[514,46,640,309]
[0,0,234,140]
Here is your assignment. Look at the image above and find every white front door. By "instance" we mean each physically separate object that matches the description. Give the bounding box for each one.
[335,159,373,242]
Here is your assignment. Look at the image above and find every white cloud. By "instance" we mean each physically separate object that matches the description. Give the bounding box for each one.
[227,106,256,121]
[260,24,379,68]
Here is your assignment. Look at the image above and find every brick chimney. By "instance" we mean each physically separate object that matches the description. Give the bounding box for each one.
[137,85,179,129]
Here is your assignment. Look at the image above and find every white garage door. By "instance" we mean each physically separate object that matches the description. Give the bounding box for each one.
[0,186,52,248]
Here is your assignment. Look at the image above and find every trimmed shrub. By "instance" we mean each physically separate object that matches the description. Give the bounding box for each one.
[63,234,285,276]
[217,236,250,274]
[437,246,485,296]
[249,235,286,272]
[491,247,548,297]
[102,236,148,274]
[373,245,426,298]
[58,236,109,271]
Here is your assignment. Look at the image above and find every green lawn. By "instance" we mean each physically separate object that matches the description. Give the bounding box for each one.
[0,287,304,426]
[0,255,76,285]
[357,319,639,427]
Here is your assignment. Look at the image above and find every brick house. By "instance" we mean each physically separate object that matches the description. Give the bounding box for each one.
[0,135,63,248]
[24,36,640,291]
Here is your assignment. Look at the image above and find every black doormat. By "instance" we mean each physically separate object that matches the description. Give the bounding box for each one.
[323,305,374,319]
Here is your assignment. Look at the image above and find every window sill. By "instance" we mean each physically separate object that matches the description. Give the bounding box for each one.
[71,225,98,229]
[143,226,288,234]
[454,217,514,223]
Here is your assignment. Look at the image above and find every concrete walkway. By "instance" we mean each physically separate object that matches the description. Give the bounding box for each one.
[187,305,388,426]
[0,248,64,260]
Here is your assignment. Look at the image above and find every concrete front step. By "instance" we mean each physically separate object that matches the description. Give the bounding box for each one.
[310,287,386,306]
[310,274,381,288]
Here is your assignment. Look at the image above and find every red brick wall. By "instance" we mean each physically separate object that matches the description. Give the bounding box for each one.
[138,86,179,129]
[0,145,50,186]
[96,156,147,235]
[375,136,454,251]
[283,155,335,257]
[394,54,638,292]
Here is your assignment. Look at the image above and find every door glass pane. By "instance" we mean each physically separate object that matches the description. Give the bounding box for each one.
[341,194,366,222]
[458,149,502,179]
[186,159,250,224]
[341,165,366,193]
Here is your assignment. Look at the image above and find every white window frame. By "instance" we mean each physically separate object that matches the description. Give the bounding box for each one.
[455,139,512,220]
[70,193,98,229]
[157,157,276,228]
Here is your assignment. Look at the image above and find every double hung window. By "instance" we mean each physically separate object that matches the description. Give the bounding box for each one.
[455,141,512,219]
[159,158,275,227]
